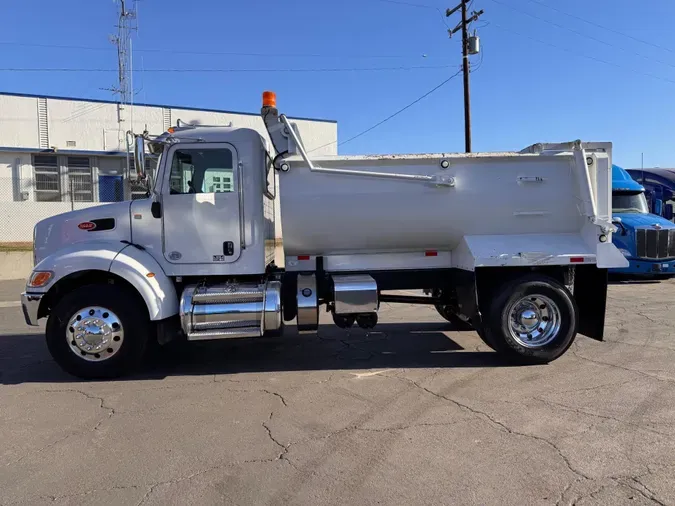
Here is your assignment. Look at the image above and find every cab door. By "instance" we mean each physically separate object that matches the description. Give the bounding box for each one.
[161,143,242,264]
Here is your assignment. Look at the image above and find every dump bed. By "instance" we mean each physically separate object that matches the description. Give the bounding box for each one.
[277,141,627,272]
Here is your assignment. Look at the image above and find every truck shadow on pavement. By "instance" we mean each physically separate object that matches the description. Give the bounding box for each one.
[0,322,517,385]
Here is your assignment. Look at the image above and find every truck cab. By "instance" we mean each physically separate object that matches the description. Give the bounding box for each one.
[626,168,675,222]
[611,164,675,275]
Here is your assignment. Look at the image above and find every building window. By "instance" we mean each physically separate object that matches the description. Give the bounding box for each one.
[33,155,61,202]
[67,157,93,202]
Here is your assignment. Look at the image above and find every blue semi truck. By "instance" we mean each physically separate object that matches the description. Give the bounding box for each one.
[626,168,675,222]
[611,164,675,275]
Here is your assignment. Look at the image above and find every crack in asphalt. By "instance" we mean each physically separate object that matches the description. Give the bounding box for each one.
[532,397,674,437]
[555,478,584,506]
[383,373,592,504]
[135,425,297,506]
[606,339,675,353]
[553,379,638,396]
[261,390,288,407]
[41,389,116,429]
[350,421,467,433]
[4,389,115,468]
[634,311,660,324]
[562,469,671,506]
[16,485,144,505]
[624,478,667,506]
[571,348,675,384]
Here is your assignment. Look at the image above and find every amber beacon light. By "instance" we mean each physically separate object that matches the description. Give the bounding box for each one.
[262,91,276,108]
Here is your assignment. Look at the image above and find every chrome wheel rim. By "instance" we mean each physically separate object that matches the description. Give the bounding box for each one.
[66,307,124,362]
[506,295,561,348]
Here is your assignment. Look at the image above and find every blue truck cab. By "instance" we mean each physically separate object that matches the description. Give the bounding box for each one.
[611,164,675,275]
[626,168,675,222]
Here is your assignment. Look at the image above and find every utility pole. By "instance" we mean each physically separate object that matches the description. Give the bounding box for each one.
[447,2,484,153]
[110,0,137,179]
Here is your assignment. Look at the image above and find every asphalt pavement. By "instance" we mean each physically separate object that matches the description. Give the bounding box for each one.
[1,278,675,505]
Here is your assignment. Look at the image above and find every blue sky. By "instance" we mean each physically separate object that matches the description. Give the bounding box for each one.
[1,0,674,167]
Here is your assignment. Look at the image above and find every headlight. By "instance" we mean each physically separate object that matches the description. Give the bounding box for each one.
[28,271,53,288]
[618,248,631,257]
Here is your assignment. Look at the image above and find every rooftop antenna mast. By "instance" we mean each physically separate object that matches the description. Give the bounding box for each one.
[110,0,137,177]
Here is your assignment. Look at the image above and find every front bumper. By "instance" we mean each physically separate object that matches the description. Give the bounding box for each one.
[21,292,43,326]
[611,258,675,276]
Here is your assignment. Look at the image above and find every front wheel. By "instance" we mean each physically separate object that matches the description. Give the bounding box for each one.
[46,284,150,379]
[482,275,578,364]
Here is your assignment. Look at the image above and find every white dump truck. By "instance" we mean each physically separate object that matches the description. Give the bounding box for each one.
[21,91,628,378]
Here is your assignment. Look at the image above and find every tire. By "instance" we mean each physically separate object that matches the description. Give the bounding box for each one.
[482,274,578,364]
[46,284,150,379]
[434,303,474,331]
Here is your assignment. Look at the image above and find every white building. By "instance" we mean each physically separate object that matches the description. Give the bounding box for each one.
[0,91,337,243]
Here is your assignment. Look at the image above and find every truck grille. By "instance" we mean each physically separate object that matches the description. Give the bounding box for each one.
[636,228,675,259]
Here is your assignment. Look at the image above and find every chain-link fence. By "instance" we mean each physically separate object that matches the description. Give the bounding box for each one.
[0,176,147,247]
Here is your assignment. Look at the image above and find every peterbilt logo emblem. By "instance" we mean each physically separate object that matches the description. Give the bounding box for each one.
[78,222,96,231]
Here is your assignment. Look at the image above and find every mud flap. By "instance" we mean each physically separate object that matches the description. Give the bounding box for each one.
[574,266,608,341]
[456,269,481,327]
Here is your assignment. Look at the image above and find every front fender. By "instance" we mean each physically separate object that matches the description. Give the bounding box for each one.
[29,240,126,293]
[110,246,179,321]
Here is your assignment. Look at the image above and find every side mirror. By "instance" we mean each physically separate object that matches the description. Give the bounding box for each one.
[133,134,146,179]
[666,204,674,221]
[654,199,663,216]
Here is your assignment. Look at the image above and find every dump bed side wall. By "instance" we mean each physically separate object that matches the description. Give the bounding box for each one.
[279,154,585,257]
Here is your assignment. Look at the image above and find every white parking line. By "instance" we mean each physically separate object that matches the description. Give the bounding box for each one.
[0,301,21,308]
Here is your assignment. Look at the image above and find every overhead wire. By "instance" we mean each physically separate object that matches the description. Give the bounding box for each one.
[368,0,451,29]
[486,0,675,71]
[525,0,674,54]
[309,67,463,152]
[490,23,675,86]
[0,41,439,61]
[0,65,455,73]
[62,102,110,123]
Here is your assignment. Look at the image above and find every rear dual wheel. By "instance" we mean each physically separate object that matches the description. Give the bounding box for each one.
[481,275,578,364]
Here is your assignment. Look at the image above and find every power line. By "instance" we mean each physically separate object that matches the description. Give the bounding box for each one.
[491,23,675,86]
[0,40,440,61]
[525,0,674,54]
[0,0,452,59]
[371,0,439,8]
[309,68,463,152]
[367,0,451,29]
[0,65,455,73]
[487,0,675,71]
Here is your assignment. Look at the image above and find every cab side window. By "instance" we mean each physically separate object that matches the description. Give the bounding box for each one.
[169,148,234,194]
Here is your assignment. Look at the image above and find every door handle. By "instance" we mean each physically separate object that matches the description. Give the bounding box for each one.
[223,241,234,256]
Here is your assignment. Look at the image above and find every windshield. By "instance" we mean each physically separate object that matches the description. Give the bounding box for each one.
[613,191,649,214]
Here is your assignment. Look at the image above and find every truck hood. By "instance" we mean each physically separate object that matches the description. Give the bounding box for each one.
[613,212,675,230]
[34,202,132,265]
[612,212,675,258]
